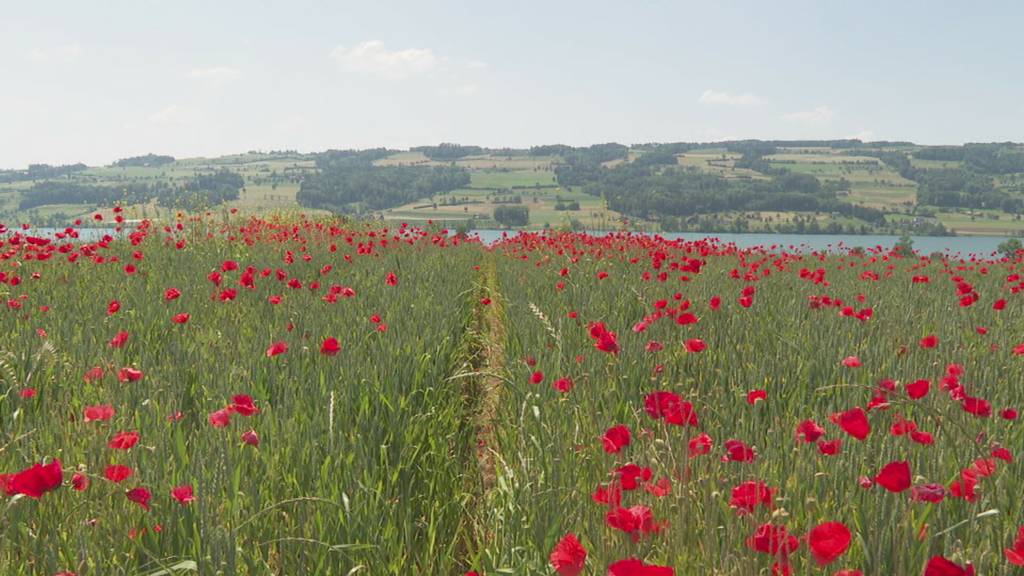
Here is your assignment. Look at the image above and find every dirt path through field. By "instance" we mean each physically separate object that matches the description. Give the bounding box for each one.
[452,254,507,573]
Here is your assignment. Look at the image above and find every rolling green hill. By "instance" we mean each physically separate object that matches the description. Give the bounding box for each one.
[3,141,1024,236]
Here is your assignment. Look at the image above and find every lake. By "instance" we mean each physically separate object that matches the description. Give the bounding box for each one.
[465,230,1017,257]
[7,226,1017,257]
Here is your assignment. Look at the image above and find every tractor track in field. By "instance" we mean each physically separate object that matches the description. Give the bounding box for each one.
[454,254,507,573]
[473,257,505,495]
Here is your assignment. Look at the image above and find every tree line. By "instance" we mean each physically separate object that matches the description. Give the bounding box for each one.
[18,170,244,211]
[858,145,1024,213]
[113,154,176,168]
[554,147,888,226]
[296,149,470,213]
[0,163,88,184]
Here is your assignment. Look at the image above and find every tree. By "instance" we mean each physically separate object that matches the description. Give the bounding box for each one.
[894,234,914,255]
[494,205,529,227]
[997,237,1022,258]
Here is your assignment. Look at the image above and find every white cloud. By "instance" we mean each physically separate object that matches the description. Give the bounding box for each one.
[147,104,190,126]
[849,129,875,141]
[188,66,241,81]
[29,43,82,64]
[698,89,762,107]
[330,40,440,79]
[466,60,489,70]
[782,105,836,125]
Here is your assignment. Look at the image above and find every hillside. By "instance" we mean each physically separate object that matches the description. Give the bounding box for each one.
[3,141,1024,236]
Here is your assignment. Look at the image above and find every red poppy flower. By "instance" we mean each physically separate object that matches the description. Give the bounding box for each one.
[209,408,231,428]
[676,312,699,326]
[231,395,260,416]
[266,341,288,357]
[607,558,675,576]
[807,522,851,565]
[644,391,698,427]
[992,447,1013,462]
[126,487,152,510]
[71,471,89,492]
[747,523,800,556]
[107,300,121,315]
[117,367,144,383]
[8,459,63,498]
[602,425,632,454]
[615,464,652,490]
[684,338,706,353]
[241,429,260,446]
[817,438,842,456]
[529,371,545,385]
[318,337,341,357]
[796,419,825,443]
[385,272,398,286]
[910,483,946,504]
[924,555,974,576]
[19,388,36,399]
[729,481,774,515]
[605,505,658,536]
[549,532,587,576]
[164,288,181,301]
[592,482,623,507]
[589,322,620,354]
[722,439,756,463]
[905,379,930,400]
[83,366,104,383]
[688,432,713,457]
[83,405,115,422]
[961,396,991,417]
[919,335,938,349]
[841,356,861,368]
[104,465,133,483]
[109,331,129,348]
[644,476,672,497]
[171,313,190,324]
[553,377,573,393]
[1002,408,1019,420]
[831,407,871,440]
[171,485,195,506]
[1005,525,1024,566]
[108,431,139,450]
[747,390,767,405]
[874,460,911,492]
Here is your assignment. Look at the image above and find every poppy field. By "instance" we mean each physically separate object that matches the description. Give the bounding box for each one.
[1,215,1023,576]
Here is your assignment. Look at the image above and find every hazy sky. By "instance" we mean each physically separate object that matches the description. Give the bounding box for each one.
[2,0,1022,168]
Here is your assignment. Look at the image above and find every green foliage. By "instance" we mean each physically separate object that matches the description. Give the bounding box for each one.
[997,237,1022,258]
[894,233,914,254]
[557,159,885,225]
[113,154,176,168]
[411,143,484,160]
[297,151,470,213]
[17,170,244,211]
[0,163,88,184]
[493,205,529,227]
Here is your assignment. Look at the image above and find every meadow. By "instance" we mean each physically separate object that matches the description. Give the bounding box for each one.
[1,213,1023,575]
